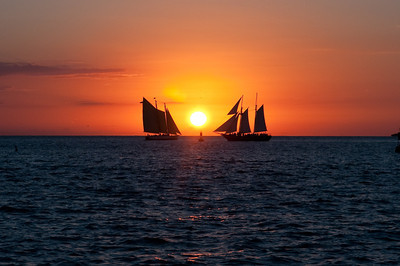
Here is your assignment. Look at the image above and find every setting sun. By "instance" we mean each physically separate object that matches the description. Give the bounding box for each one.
[190,112,207,127]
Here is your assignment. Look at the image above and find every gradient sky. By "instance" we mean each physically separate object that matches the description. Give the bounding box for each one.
[1,0,399,136]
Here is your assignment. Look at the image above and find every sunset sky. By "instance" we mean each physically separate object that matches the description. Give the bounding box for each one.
[1,1,399,136]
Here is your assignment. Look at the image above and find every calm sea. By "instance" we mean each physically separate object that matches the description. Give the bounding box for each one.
[1,136,399,264]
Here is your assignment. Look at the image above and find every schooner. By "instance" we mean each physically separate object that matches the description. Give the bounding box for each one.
[141,97,181,140]
[214,95,271,141]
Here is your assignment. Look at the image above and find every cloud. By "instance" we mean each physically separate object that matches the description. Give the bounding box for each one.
[0,62,125,77]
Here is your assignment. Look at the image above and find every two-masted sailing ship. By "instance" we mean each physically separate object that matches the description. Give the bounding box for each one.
[214,95,272,141]
[141,97,181,140]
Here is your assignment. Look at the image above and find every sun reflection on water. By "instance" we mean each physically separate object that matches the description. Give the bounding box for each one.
[177,215,227,222]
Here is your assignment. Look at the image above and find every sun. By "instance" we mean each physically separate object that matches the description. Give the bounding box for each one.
[190,112,207,127]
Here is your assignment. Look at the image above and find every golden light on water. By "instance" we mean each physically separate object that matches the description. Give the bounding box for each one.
[190,112,207,127]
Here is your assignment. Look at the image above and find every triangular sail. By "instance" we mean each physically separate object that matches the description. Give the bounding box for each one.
[254,105,267,132]
[143,97,163,133]
[166,108,181,135]
[214,114,238,132]
[239,109,251,133]
[226,114,239,133]
[227,97,242,115]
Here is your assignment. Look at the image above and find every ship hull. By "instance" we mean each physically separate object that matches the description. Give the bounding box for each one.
[396,145,400,153]
[221,133,272,141]
[145,134,179,140]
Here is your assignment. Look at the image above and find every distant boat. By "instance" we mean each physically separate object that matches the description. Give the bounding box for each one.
[214,95,272,141]
[395,132,400,153]
[141,97,181,140]
[198,131,204,142]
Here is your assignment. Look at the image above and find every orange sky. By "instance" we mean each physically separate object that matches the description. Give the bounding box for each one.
[1,1,399,136]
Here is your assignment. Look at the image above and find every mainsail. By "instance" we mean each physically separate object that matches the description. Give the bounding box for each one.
[254,105,267,132]
[142,97,180,135]
[238,108,251,133]
[143,98,164,133]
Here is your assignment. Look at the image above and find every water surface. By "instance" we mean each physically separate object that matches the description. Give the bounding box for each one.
[1,136,399,264]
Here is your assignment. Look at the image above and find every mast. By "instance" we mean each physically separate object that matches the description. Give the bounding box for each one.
[255,93,258,116]
[238,95,243,134]
[240,95,243,115]
[254,93,258,133]
[164,103,168,134]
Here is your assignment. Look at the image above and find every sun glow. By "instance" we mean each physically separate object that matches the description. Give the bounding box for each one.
[190,112,207,127]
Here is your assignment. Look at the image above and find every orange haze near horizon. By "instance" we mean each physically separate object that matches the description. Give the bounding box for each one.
[1,1,399,136]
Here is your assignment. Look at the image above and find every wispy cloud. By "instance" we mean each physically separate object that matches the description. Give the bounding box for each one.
[55,73,144,79]
[0,62,125,77]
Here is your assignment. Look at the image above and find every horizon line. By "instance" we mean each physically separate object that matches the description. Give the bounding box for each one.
[0,134,394,137]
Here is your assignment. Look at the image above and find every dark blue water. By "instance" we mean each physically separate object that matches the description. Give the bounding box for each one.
[1,136,399,264]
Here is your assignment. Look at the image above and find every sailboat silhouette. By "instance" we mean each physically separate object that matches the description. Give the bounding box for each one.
[214,94,272,141]
[141,97,181,140]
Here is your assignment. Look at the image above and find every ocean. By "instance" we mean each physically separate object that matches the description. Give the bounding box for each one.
[1,136,399,264]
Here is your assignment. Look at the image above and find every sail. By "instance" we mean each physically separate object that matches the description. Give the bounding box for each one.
[238,109,251,133]
[254,105,267,132]
[226,114,239,133]
[157,109,167,133]
[227,97,242,115]
[214,114,238,132]
[166,108,181,135]
[143,97,163,133]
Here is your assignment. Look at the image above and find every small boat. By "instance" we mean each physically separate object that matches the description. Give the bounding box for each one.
[198,131,204,142]
[214,94,271,141]
[141,97,181,140]
[395,131,400,153]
